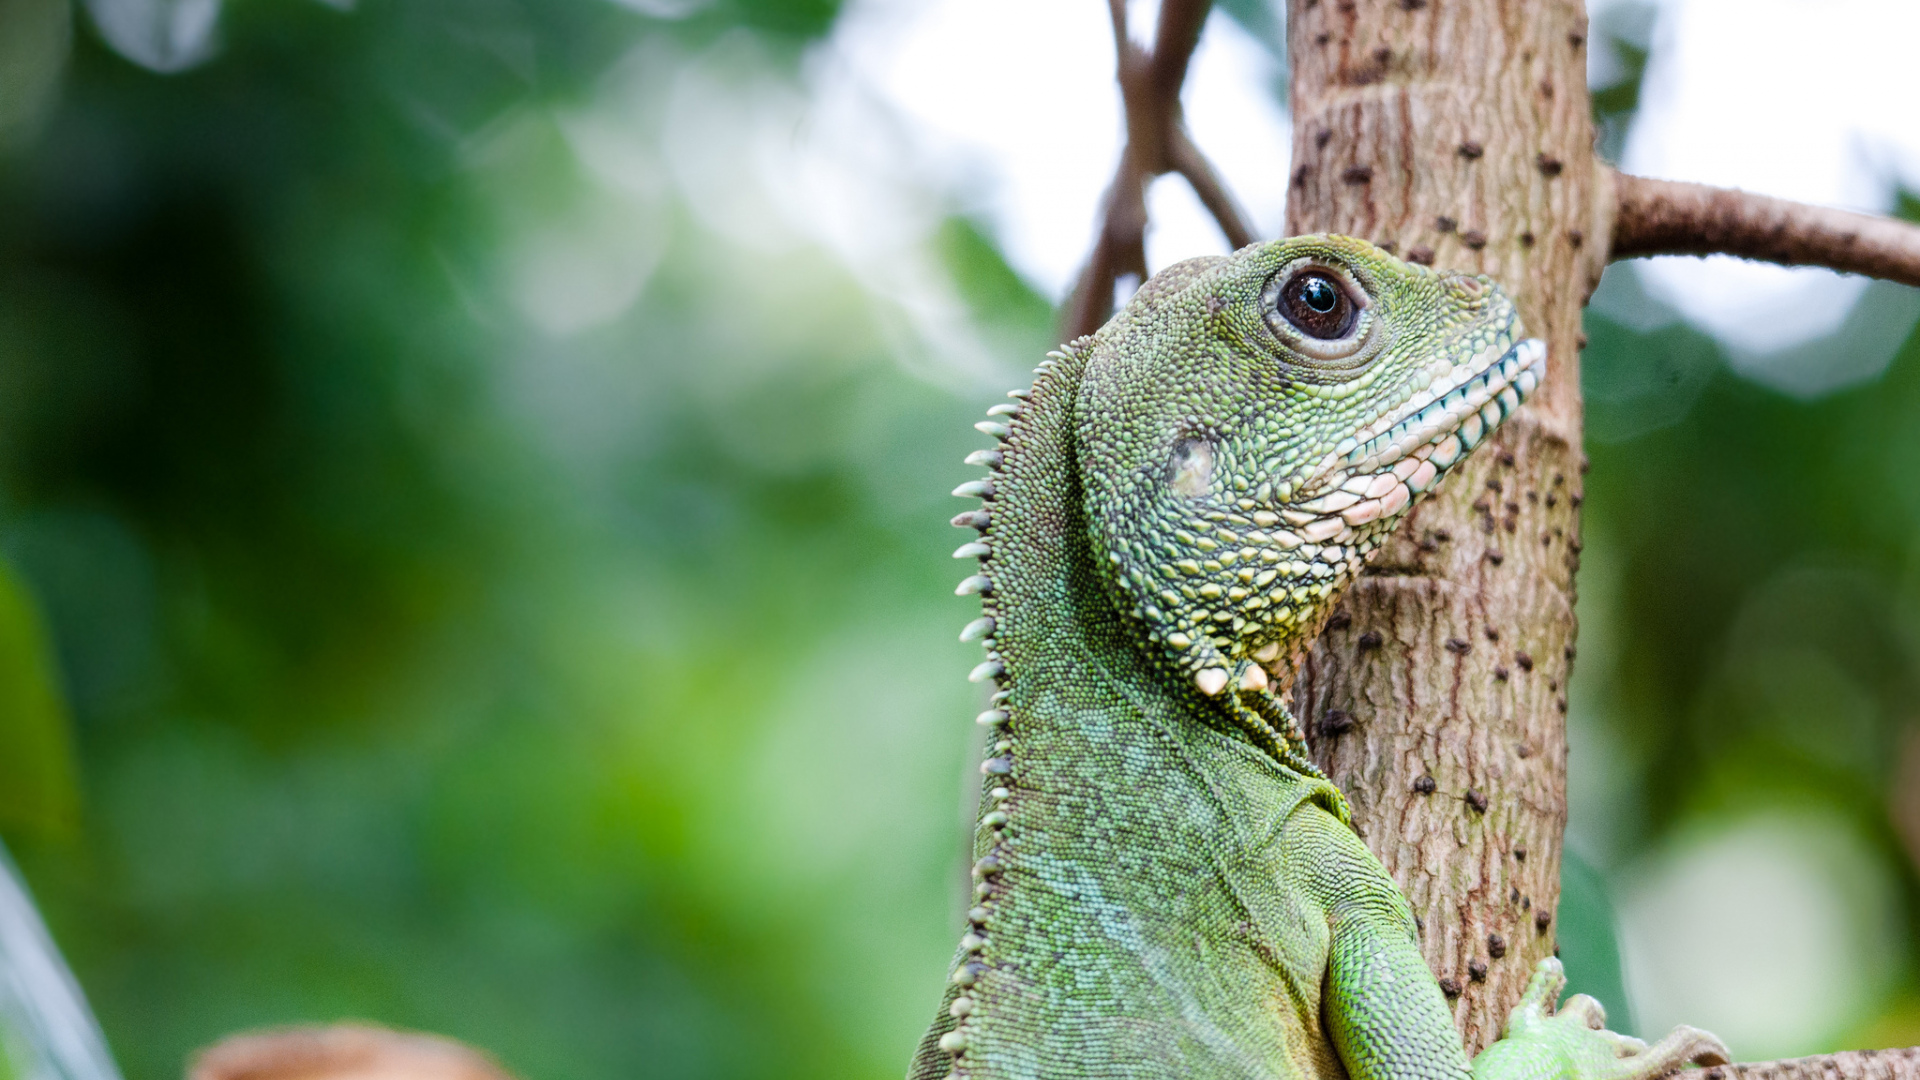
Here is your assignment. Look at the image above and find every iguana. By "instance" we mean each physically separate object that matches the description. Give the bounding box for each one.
[911,236,1728,1080]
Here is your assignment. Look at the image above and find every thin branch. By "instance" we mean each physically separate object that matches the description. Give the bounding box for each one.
[1146,0,1213,99]
[1612,169,1920,287]
[1064,223,1117,342]
[1706,1047,1920,1080]
[1065,148,1150,341]
[1168,124,1256,249]
[1063,0,1238,341]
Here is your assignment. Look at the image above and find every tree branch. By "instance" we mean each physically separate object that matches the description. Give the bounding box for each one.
[1168,124,1256,250]
[1064,148,1150,341]
[1063,0,1248,341]
[1611,169,1920,286]
[1704,1047,1920,1080]
[1146,0,1212,102]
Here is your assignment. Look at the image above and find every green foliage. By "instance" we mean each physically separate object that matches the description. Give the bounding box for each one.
[936,217,1053,332]
[723,0,844,38]
[1557,850,1636,1037]
[0,0,68,149]
[0,555,78,835]
[1576,288,1920,1049]
[0,3,994,1079]
[1588,2,1654,163]
[1589,41,1648,129]
[935,216,1058,363]
[1581,317,1920,834]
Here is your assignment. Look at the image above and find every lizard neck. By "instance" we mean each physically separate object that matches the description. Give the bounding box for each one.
[914,342,1349,1079]
[971,341,1328,789]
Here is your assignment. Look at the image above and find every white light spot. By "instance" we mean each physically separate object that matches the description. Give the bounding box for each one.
[1616,0,1920,362]
[1617,809,1901,1060]
[81,0,220,73]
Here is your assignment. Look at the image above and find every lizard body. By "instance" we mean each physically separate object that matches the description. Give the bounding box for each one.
[912,237,1724,1080]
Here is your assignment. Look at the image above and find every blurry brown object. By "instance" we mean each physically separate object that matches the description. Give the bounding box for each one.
[1893,727,1920,874]
[188,1024,515,1080]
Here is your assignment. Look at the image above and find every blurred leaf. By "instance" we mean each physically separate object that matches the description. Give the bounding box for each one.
[1588,1,1653,163]
[0,0,70,149]
[1581,312,1719,443]
[720,0,839,39]
[1558,848,1637,1037]
[1848,993,1920,1052]
[935,217,1051,331]
[1894,188,1920,224]
[0,556,77,836]
[1589,39,1647,123]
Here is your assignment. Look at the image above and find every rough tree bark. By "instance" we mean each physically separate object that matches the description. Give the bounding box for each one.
[1066,0,1920,1073]
[1284,0,1601,1051]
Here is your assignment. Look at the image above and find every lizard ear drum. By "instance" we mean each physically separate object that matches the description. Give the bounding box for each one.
[1168,437,1214,498]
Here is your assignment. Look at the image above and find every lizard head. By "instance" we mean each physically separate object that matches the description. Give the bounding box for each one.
[1076,234,1543,696]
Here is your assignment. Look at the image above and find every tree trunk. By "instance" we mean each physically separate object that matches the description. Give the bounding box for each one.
[1283,0,1603,1052]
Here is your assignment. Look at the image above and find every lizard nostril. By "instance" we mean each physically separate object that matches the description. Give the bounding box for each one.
[1448,274,1489,300]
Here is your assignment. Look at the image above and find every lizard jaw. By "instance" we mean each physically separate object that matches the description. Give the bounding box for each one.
[1301,337,1546,496]
[1283,337,1546,538]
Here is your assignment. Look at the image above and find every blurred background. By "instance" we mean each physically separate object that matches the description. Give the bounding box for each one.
[0,0,1918,1076]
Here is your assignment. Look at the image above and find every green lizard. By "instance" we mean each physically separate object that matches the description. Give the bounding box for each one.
[912,236,1727,1080]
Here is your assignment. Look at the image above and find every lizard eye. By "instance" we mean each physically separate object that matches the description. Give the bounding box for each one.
[1259,258,1374,363]
[1277,271,1356,339]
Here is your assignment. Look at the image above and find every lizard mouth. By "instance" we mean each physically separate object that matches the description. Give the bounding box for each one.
[1280,338,1546,542]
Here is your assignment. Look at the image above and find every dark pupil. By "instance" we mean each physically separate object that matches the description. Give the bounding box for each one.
[1300,277,1337,312]
[1281,272,1354,339]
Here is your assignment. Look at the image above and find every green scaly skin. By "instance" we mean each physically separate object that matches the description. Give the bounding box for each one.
[912,237,1728,1080]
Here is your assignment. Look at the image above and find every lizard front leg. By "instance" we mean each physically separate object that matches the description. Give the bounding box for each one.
[1289,802,1729,1080]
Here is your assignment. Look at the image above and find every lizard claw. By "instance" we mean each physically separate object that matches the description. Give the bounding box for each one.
[1602,1032,1651,1059]
[1227,663,1300,737]
[1623,1026,1730,1073]
[1477,959,1730,1080]
[1557,993,1607,1030]
[1507,956,1570,1030]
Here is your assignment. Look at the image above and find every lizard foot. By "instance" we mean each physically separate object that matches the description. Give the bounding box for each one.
[1473,959,1729,1080]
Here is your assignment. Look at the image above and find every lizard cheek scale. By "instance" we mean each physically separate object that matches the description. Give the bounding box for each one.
[920,234,1724,1080]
